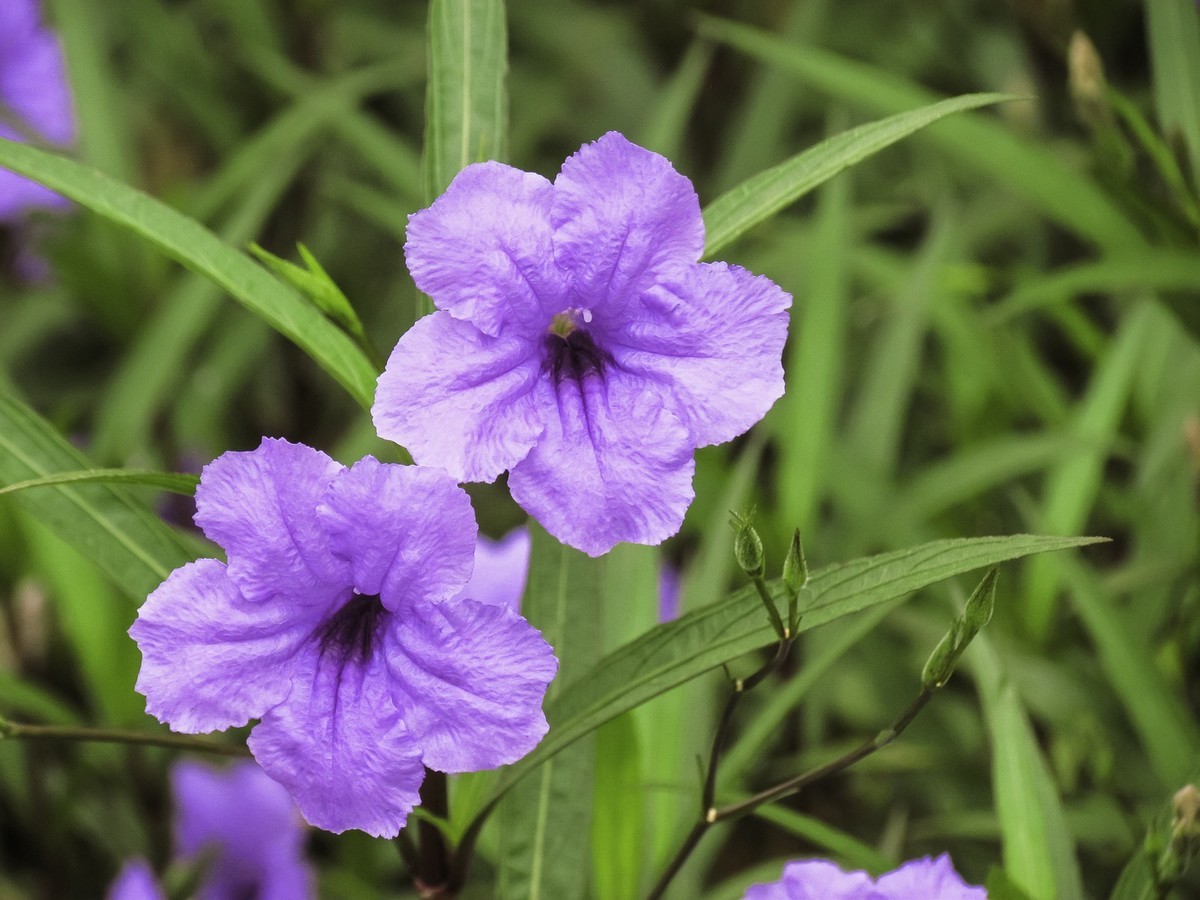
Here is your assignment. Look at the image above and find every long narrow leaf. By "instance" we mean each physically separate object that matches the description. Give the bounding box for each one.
[487,534,1103,805]
[0,393,197,600]
[424,0,508,200]
[703,92,1015,257]
[0,469,199,498]
[0,139,379,408]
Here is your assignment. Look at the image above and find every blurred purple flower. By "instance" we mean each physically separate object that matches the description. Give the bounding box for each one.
[453,526,531,612]
[107,860,164,900]
[373,132,791,556]
[173,759,313,900]
[658,565,681,623]
[130,439,557,837]
[743,854,986,900]
[0,0,75,220]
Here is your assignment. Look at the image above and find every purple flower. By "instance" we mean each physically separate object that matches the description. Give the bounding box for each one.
[0,0,75,220]
[107,861,164,900]
[173,759,313,900]
[130,439,558,837]
[658,564,682,623]
[373,132,791,556]
[743,855,987,900]
[452,526,531,612]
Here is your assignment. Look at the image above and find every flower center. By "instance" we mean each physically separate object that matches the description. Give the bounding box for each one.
[543,309,610,386]
[314,592,387,664]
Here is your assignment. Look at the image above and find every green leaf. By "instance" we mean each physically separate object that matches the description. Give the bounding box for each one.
[987,681,1085,900]
[1022,302,1153,638]
[590,713,644,900]
[487,534,1103,807]
[702,91,1016,257]
[1147,0,1200,185]
[0,469,199,498]
[496,525,602,900]
[0,139,379,408]
[0,393,197,600]
[249,243,366,340]
[424,0,508,201]
[698,15,1143,253]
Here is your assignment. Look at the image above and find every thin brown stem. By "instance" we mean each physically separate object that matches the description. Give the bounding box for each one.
[647,637,793,900]
[0,721,249,757]
[647,682,937,899]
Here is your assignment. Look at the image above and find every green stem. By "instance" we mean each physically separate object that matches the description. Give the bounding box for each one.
[751,574,787,639]
[0,720,249,757]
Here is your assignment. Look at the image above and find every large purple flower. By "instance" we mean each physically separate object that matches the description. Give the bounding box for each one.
[130,439,558,837]
[0,0,75,220]
[373,132,791,556]
[743,855,987,900]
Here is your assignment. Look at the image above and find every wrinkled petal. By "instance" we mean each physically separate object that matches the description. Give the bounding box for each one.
[551,132,703,319]
[130,560,318,733]
[874,855,986,900]
[406,162,568,336]
[194,439,347,605]
[452,527,531,611]
[319,458,476,611]
[373,312,546,482]
[247,649,425,838]
[613,262,791,447]
[107,860,165,900]
[386,597,556,772]
[744,859,873,900]
[508,373,694,556]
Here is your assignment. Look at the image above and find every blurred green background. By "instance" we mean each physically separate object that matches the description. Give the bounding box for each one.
[1,0,1199,897]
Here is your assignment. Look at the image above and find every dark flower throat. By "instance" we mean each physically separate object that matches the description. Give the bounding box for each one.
[314,592,386,663]
[543,328,611,386]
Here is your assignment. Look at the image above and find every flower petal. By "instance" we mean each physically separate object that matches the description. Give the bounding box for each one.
[319,458,476,611]
[743,860,873,900]
[107,860,165,900]
[247,649,425,838]
[451,527,531,612]
[405,162,568,336]
[194,438,347,604]
[508,374,695,556]
[130,560,318,733]
[373,312,546,483]
[874,854,986,899]
[612,261,791,446]
[386,598,556,772]
[551,132,703,319]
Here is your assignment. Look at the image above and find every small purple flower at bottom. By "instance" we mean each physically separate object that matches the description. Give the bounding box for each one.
[173,760,313,900]
[107,861,164,900]
[743,855,986,900]
[373,132,791,557]
[130,439,558,838]
[0,0,76,220]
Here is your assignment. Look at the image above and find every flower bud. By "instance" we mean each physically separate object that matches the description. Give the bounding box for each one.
[921,569,997,689]
[783,529,808,596]
[730,511,764,579]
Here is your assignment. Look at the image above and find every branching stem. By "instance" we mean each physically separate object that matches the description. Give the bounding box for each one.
[647,682,937,899]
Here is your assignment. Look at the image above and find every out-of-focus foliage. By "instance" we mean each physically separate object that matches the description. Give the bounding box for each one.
[1,0,1198,898]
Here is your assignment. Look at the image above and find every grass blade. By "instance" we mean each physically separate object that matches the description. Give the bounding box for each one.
[0,139,379,409]
[702,93,1014,258]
